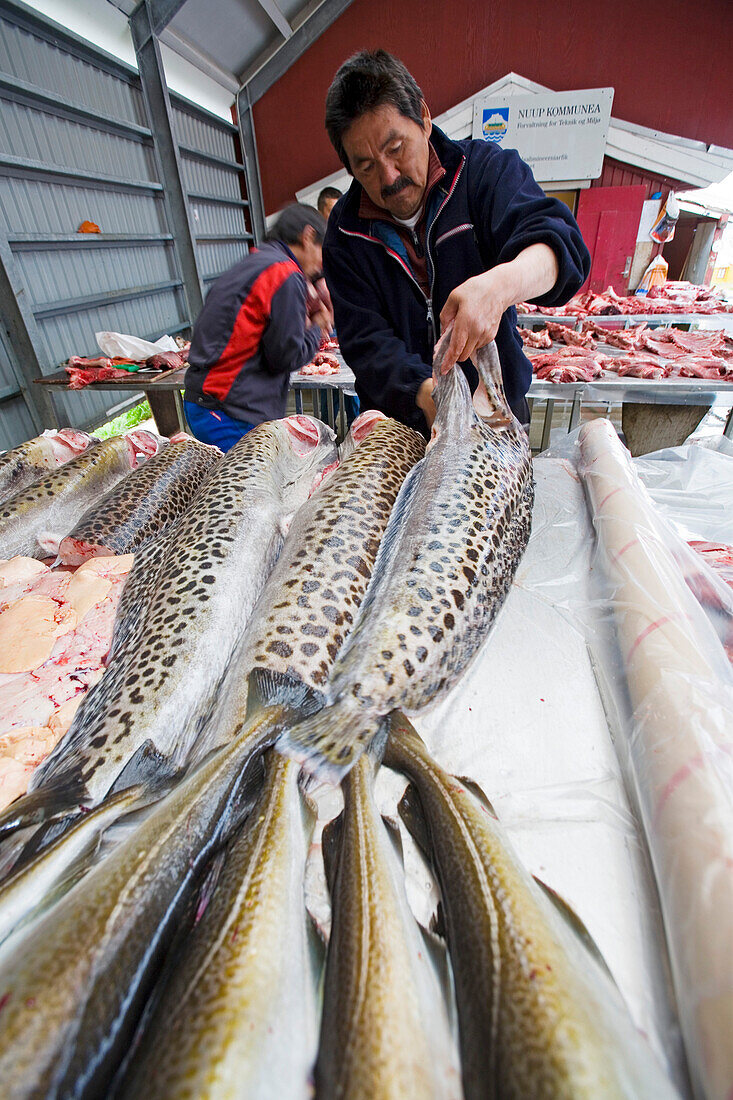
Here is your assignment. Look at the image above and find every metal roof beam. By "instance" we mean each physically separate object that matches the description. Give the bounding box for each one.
[239,0,355,104]
[255,0,293,40]
[129,0,190,44]
[130,3,204,321]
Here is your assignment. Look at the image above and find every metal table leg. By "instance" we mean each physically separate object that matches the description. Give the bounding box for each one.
[147,388,184,436]
[294,390,303,415]
[338,386,347,441]
[540,399,555,451]
[568,390,582,431]
[326,388,335,429]
[724,406,733,439]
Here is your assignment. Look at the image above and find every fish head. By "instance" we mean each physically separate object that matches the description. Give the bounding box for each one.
[471,341,519,430]
[349,410,388,445]
[278,415,338,510]
[283,415,332,458]
[49,429,95,463]
[427,363,478,451]
[125,429,166,468]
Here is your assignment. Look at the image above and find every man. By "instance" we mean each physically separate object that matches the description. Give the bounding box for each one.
[317,186,343,220]
[322,51,591,433]
[184,204,331,450]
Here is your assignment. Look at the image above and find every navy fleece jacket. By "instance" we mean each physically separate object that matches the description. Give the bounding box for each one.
[323,125,590,432]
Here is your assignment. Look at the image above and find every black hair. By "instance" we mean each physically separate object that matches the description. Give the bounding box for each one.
[267,203,327,246]
[317,186,342,214]
[325,50,424,172]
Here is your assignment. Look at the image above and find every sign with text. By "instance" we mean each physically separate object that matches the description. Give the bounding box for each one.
[472,88,614,181]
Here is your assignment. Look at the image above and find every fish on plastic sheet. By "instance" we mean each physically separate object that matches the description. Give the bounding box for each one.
[283,338,533,780]
[0,430,163,560]
[315,741,463,1100]
[57,436,222,565]
[384,715,681,1100]
[0,716,270,1100]
[205,415,425,755]
[0,430,96,504]
[0,417,336,841]
[116,752,320,1100]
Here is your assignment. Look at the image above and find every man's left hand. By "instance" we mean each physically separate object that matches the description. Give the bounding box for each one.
[438,270,506,374]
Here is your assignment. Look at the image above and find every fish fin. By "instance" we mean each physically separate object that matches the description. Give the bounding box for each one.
[245,668,326,723]
[106,739,178,797]
[359,467,424,613]
[456,775,499,819]
[533,876,617,984]
[321,811,344,897]
[472,340,517,429]
[397,782,432,861]
[277,702,378,785]
[429,899,447,939]
[0,774,89,841]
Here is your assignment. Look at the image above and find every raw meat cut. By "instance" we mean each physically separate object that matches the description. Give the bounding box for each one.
[0,555,134,810]
[300,352,340,376]
[519,328,552,348]
[602,357,670,379]
[546,322,595,347]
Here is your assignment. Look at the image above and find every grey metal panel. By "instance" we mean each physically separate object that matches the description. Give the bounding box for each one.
[0,100,158,181]
[0,7,146,124]
[0,394,37,445]
[170,104,237,161]
[196,238,249,278]
[188,198,249,237]
[180,155,243,199]
[38,284,186,367]
[14,242,179,306]
[0,175,168,235]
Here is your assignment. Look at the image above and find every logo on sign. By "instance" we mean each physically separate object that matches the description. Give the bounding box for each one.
[482,108,509,142]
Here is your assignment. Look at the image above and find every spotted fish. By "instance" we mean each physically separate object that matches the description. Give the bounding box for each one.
[0,430,164,559]
[0,713,271,1100]
[385,714,680,1100]
[0,417,336,838]
[116,752,320,1100]
[282,340,533,779]
[0,429,96,504]
[206,416,425,750]
[315,743,463,1100]
[57,436,221,565]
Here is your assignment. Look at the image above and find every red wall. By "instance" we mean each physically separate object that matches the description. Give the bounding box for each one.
[253,0,733,212]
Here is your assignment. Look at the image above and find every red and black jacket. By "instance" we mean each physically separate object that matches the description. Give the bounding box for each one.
[184,241,321,425]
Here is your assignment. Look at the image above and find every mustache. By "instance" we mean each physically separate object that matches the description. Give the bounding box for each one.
[381,176,415,199]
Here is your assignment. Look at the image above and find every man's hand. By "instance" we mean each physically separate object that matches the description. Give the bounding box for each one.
[438,243,559,374]
[309,305,333,331]
[416,377,436,428]
[438,270,506,373]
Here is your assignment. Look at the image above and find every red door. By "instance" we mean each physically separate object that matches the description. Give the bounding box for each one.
[576,185,647,293]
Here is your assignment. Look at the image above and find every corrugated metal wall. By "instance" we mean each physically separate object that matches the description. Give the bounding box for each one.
[0,0,249,444]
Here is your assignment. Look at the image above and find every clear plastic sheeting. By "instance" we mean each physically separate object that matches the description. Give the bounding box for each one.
[634,437,733,543]
[578,420,733,1100]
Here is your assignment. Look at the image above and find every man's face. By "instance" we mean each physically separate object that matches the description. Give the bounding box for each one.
[342,102,432,219]
[321,196,338,220]
[298,225,324,278]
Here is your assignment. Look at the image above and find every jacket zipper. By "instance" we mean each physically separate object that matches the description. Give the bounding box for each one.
[426,156,466,347]
[339,226,435,342]
[339,155,465,354]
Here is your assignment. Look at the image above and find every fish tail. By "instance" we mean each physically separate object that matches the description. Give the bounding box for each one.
[278,697,380,784]
[0,774,87,841]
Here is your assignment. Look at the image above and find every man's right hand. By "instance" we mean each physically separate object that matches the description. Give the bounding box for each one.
[416,377,436,429]
[309,305,333,331]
